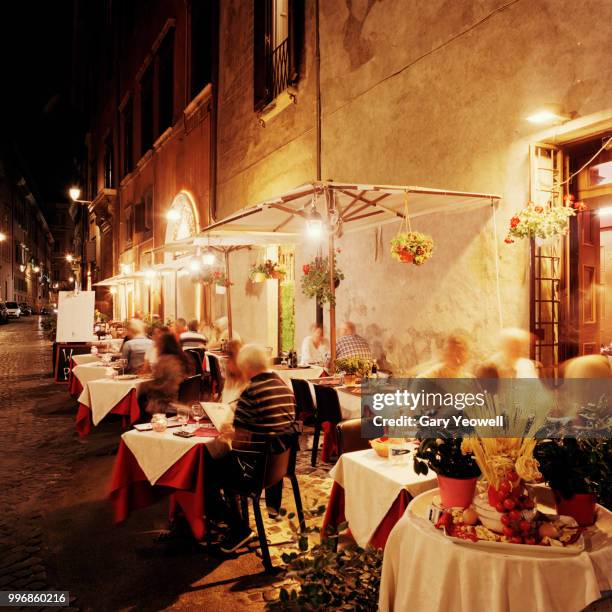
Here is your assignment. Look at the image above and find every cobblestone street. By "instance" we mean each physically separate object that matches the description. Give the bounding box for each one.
[0,318,333,611]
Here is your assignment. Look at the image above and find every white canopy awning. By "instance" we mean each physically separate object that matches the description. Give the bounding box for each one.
[198,181,501,239]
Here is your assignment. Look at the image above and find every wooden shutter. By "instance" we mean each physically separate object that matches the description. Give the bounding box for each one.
[134,201,145,233]
[253,0,272,110]
[288,0,303,84]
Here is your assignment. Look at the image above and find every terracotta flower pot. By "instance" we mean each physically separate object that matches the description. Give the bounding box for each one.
[343,374,357,385]
[251,272,266,283]
[554,491,597,526]
[438,474,478,508]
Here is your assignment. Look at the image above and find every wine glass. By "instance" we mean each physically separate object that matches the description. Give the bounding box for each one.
[191,403,204,430]
[177,405,190,432]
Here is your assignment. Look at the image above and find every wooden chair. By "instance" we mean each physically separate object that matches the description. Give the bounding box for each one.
[312,384,343,467]
[224,433,305,572]
[178,374,202,404]
[336,418,370,455]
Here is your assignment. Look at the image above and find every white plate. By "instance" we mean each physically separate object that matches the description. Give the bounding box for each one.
[409,488,584,556]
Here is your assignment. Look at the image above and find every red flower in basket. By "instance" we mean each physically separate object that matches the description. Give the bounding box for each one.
[504,236,514,244]
[302,264,310,275]
[564,194,575,205]
[510,216,521,228]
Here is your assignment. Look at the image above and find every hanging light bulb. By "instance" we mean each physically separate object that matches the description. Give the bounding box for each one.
[202,249,216,266]
[306,205,324,240]
[189,257,202,272]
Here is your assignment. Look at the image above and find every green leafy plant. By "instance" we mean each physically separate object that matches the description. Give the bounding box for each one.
[414,433,481,479]
[534,438,611,508]
[266,505,383,611]
[250,260,284,281]
[280,281,295,353]
[504,196,586,243]
[335,356,373,377]
[301,254,344,306]
[390,231,434,265]
[40,315,57,341]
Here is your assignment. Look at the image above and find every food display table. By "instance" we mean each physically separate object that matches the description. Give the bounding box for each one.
[68,362,109,398]
[109,427,218,540]
[379,487,612,612]
[76,377,146,437]
[322,448,437,549]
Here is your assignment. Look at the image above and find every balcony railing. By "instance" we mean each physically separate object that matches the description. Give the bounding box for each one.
[269,37,289,101]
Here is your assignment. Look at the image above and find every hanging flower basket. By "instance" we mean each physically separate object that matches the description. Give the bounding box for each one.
[301,252,344,306]
[191,269,229,287]
[390,231,434,265]
[249,260,284,283]
[504,196,587,244]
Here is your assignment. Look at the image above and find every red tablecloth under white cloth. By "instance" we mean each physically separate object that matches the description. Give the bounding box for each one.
[322,448,437,548]
[379,488,612,612]
[69,362,110,397]
[76,377,145,436]
[109,427,218,540]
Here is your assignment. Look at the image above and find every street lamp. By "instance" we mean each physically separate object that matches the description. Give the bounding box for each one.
[69,186,82,201]
[305,205,325,240]
[66,254,74,263]
[166,209,181,221]
[33,266,40,273]
[0,232,6,242]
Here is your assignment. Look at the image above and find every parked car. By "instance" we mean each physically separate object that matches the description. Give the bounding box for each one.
[5,301,20,318]
[39,306,50,316]
[0,302,8,324]
[19,303,32,316]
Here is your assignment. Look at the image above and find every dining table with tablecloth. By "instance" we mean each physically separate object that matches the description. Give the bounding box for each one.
[109,425,219,540]
[379,487,612,612]
[68,361,110,397]
[321,447,437,549]
[76,376,147,436]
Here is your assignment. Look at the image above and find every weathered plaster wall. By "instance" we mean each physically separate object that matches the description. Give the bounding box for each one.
[215,0,612,368]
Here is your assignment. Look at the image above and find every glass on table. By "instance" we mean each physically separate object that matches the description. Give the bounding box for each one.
[177,405,190,432]
[191,403,204,429]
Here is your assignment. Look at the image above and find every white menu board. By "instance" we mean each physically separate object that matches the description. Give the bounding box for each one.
[56,291,96,342]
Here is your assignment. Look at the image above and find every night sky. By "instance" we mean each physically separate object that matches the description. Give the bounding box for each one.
[0,1,80,215]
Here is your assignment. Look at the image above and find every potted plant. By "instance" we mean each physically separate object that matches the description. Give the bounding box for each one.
[250,260,284,283]
[414,433,481,508]
[335,356,372,384]
[301,253,344,306]
[504,196,586,245]
[390,231,434,265]
[533,438,611,526]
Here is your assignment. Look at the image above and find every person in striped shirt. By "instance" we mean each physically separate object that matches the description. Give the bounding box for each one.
[210,344,298,553]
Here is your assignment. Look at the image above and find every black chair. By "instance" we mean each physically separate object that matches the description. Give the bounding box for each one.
[290,378,316,425]
[312,385,343,467]
[224,433,305,572]
[337,419,370,455]
[185,348,205,377]
[178,374,202,403]
[207,354,224,401]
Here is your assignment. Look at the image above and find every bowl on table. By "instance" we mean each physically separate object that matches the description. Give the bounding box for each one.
[369,437,405,458]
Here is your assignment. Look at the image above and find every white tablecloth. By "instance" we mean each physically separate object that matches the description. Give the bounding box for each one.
[122,428,215,485]
[379,488,612,612]
[329,448,437,546]
[78,377,146,426]
[72,362,109,386]
[72,353,100,366]
[271,365,324,385]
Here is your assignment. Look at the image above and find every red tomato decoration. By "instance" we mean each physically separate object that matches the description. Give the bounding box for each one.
[503,498,516,510]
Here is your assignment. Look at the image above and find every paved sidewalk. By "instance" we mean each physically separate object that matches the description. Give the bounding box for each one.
[0,318,333,611]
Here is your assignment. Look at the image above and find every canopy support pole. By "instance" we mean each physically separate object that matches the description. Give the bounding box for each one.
[327,188,336,371]
[224,249,233,340]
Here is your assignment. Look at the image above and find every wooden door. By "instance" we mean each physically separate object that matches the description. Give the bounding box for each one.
[575,207,600,353]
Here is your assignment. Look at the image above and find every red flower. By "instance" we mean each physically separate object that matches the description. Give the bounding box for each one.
[302,264,310,275]
[504,236,514,244]
[573,200,587,211]
[510,216,520,228]
[534,206,544,213]
[336,247,342,253]
[564,194,575,204]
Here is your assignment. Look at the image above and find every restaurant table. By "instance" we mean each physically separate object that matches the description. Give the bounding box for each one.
[322,448,437,549]
[271,364,324,385]
[68,361,110,397]
[72,353,101,366]
[379,487,612,612]
[76,376,146,437]
[110,426,218,540]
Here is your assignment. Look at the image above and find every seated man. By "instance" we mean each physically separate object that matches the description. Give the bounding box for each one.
[206,343,297,553]
[180,319,208,349]
[121,319,153,373]
[335,320,372,360]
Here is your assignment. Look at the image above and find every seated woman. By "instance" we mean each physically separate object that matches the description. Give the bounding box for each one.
[141,325,169,373]
[121,319,154,374]
[138,332,193,412]
[220,339,246,405]
[299,323,329,365]
[207,316,241,349]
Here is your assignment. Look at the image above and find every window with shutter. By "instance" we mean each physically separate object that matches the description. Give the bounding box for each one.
[190,0,215,100]
[158,30,175,134]
[121,98,134,177]
[134,201,145,234]
[140,64,154,155]
[253,0,303,111]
